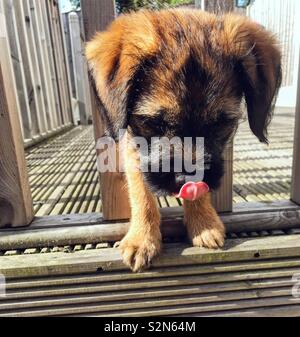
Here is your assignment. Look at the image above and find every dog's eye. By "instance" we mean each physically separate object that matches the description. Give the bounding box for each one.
[205,111,238,144]
[145,120,168,136]
[216,111,237,125]
[131,114,168,136]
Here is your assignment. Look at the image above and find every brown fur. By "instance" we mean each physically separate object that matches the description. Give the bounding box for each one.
[116,132,161,272]
[86,9,282,271]
[184,193,225,249]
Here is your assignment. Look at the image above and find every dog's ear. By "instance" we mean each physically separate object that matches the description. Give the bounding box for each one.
[222,15,282,143]
[86,13,157,139]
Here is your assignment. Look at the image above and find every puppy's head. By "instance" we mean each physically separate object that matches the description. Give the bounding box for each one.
[86,9,281,196]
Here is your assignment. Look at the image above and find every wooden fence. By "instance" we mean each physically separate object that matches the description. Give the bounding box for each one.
[0,0,300,229]
[2,0,74,148]
[0,0,33,227]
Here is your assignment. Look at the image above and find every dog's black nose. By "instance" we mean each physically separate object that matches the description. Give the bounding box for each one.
[175,173,199,188]
[175,174,186,188]
[175,172,201,189]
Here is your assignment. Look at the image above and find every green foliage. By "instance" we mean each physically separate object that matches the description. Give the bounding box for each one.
[115,0,193,13]
[68,0,193,13]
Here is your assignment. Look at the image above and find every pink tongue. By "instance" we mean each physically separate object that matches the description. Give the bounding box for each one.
[176,181,209,201]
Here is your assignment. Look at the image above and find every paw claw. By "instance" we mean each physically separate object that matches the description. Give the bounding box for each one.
[192,227,225,249]
[118,234,161,272]
[113,241,121,248]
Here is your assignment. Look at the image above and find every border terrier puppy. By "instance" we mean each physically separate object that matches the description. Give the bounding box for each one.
[86,9,282,272]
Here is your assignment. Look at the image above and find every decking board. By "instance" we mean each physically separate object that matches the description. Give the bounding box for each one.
[0,234,300,317]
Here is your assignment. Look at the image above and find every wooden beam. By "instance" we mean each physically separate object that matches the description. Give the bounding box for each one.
[291,50,300,205]
[1,203,300,250]
[81,0,130,220]
[2,234,300,277]
[0,4,33,227]
[0,199,295,229]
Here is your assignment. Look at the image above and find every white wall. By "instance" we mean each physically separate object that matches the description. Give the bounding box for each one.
[247,0,300,108]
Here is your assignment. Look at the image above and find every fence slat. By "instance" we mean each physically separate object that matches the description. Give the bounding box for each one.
[46,0,72,126]
[56,2,74,125]
[0,3,33,227]
[3,0,32,140]
[69,12,88,125]
[291,51,300,204]
[13,0,41,136]
[21,0,48,133]
[78,11,93,125]
[46,0,68,125]
[27,0,51,132]
[40,0,63,127]
[30,0,57,130]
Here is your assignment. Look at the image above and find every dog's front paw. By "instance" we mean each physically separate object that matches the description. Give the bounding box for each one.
[191,226,225,249]
[117,231,161,272]
[187,217,225,249]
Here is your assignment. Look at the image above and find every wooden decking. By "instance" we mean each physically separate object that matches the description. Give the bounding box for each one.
[1,229,300,317]
[233,112,294,203]
[0,112,299,317]
[25,113,295,216]
[26,127,101,216]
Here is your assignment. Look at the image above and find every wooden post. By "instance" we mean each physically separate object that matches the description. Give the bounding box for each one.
[291,50,300,205]
[195,0,234,212]
[81,0,130,220]
[0,4,34,227]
